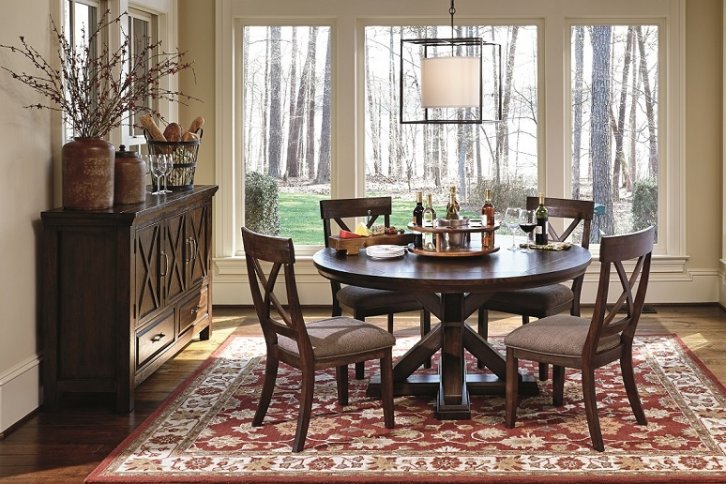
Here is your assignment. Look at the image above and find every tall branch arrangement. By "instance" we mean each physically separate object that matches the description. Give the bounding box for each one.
[0,10,196,138]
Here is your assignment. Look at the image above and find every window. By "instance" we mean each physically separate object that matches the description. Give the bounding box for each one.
[123,9,154,150]
[221,2,682,262]
[241,26,332,246]
[364,25,538,229]
[63,0,98,141]
[570,24,659,243]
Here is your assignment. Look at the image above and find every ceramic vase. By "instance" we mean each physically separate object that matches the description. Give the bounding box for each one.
[62,137,115,210]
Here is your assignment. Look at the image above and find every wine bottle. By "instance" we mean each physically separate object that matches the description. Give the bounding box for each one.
[481,188,495,249]
[412,191,424,248]
[446,185,461,213]
[422,193,436,250]
[445,190,459,220]
[535,193,549,245]
[482,188,495,227]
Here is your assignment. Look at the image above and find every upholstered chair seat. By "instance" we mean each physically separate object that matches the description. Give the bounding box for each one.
[278,316,396,358]
[336,286,423,314]
[504,315,621,357]
[485,284,573,316]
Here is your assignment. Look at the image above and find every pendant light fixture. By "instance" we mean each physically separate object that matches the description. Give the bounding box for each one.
[400,0,502,124]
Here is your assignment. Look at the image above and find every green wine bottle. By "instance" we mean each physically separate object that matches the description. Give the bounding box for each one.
[535,193,548,245]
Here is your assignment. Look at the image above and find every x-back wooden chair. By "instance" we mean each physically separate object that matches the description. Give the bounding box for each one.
[478,196,595,379]
[242,226,395,452]
[503,226,654,452]
[320,197,432,378]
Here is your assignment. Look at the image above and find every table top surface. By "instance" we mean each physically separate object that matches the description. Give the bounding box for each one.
[313,245,592,294]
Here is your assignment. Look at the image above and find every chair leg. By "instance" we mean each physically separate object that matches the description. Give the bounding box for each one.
[292,367,315,452]
[582,367,604,452]
[354,312,366,380]
[552,365,565,406]
[387,313,394,334]
[477,308,489,369]
[505,348,519,428]
[620,349,647,425]
[253,354,279,426]
[421,309,432,369]
[336,365,349,406]
[539,363,549,381]
[380,350,395,429]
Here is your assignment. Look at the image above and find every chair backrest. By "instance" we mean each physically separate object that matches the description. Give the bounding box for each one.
[320,197,392,248]
[525,196,595,249]
[241,227,313,361]
[585,226,655,359]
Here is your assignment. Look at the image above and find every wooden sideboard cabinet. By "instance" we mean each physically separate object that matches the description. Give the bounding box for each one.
[42,185,218,412]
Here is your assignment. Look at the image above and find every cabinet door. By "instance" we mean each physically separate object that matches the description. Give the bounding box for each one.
[164,212,187,302]
[186,202,211,287]
[135,222,163,322]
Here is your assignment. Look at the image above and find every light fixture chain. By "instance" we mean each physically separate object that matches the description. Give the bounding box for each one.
[449,0,456,37]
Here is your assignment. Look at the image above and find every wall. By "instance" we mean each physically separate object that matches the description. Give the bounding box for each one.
[0,0,54,433]
[686,0,723,292]
[178,0,216,186]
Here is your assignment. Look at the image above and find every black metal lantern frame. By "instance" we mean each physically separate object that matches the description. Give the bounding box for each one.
[400,36,502,125]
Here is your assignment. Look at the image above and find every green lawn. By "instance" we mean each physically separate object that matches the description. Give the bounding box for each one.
[277,192,480,245]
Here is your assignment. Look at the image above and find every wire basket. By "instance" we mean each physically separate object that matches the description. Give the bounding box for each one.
[144,129,202,190]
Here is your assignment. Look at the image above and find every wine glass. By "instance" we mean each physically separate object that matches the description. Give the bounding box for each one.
[503,207,521,251]
[519,209,536,253]
[160,154,173,193]
[147,155,165,195]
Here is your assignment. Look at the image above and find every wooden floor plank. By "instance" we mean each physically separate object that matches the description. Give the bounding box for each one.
[0,305,724,483]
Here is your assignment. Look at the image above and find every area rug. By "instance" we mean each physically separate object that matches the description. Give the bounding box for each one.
[86,333,726,483]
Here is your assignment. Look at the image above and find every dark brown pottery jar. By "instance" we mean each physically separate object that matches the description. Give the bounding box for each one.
[62,137,115,210]
[114,145,147,205]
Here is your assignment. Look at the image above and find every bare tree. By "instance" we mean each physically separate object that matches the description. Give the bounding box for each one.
[610,26,634,201]
[365,34,382,176]
[285,28,301,178]
[305,27,319,180]
[636,26,658,179]
[590,26,614,241]
[572,26,584,199]
[628,34,639,191]
[315,34,332,183]
[267,26,283,178]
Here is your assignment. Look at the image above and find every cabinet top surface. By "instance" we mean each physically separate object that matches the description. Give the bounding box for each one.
[41,185,218,224]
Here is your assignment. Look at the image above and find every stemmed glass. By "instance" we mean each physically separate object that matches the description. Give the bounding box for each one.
[519,209,536,253]
[503,207,521,251]
[160,154,173,194]
[147,155,165,195]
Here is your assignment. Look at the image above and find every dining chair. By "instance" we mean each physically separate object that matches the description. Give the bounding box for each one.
[320,197,431,378]
[242,227,395,452]
[477,196,594,380]
[503,225,654,452]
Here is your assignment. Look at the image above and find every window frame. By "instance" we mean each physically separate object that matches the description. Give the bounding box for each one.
[216,0,685,264]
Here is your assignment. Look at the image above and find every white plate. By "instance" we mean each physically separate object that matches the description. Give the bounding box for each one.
[366,245,406,259]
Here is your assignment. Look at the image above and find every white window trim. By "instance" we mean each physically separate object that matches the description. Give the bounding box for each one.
[214,0,693,306]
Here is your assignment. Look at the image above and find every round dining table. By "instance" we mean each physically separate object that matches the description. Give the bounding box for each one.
[313,244,592,420]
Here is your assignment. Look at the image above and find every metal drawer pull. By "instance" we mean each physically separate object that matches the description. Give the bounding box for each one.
[160,251,169,276]
[151,333,166,343]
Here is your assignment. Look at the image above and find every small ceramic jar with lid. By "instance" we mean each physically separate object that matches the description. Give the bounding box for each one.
[114,145,147,205]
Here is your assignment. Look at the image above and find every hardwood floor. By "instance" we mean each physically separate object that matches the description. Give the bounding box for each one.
[0,305,724,483]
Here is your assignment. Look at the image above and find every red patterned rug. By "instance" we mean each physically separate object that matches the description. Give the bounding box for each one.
[86,333,726,483]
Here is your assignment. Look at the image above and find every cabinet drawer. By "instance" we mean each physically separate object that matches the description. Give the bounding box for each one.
[136,312,175,368]
[179,286,208,335]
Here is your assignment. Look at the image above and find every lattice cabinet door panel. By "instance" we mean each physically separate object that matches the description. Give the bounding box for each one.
[186,203,211,287]
[136,222,163,323]
[164,212,187,303]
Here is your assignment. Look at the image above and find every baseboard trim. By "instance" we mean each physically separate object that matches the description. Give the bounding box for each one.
[0,355,41,435]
